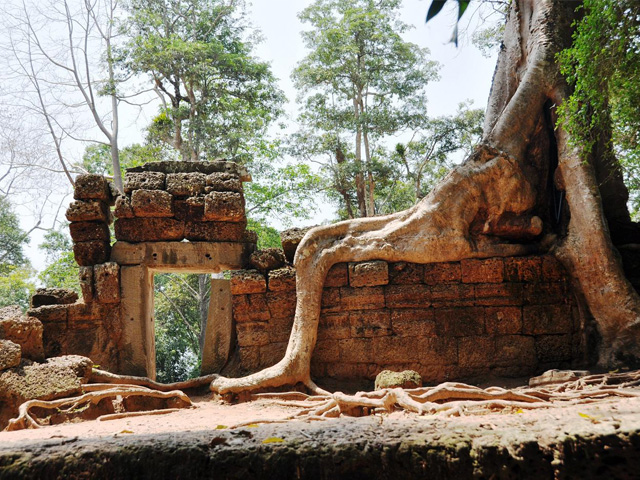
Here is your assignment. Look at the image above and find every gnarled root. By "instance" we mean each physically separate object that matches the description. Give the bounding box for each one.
[5,385,192,431]
[235,371,640,425]
[90,369,217,392]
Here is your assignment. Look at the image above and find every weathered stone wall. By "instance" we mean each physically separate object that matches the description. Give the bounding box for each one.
[230,255,586,384]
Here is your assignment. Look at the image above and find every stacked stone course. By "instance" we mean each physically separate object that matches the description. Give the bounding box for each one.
[230,255,587,384]
[114,161,251,243]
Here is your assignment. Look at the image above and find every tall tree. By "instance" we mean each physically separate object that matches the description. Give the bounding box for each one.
[123,0,284,164]
[292,0,439,218]
[210,0,640,396]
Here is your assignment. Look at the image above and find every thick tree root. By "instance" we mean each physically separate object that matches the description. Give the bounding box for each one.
[232,371,640,425]
[90,369,218,392]
[4,385,192,431]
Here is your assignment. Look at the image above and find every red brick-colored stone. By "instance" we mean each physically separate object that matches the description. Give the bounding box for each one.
[115,218,184,242]
[260,341,288,366]
[417,337,458,365]
[494,335,536,367]
[485,307,522,335]
[320,288,342,313]
[385,284,431,309]
[184,221,246,242]
[312,339,342,363]
[461,258,504,283]
[69,221,110,242]
[542,255,566,281]
[78,266,94,303]
[338,338,373,363]
[206,172,243,193]
[73,241,111,266]
[30,288,78,307]
[114,196,134,218]
[236,322,270,347]
[166,172,206,196]
[348,261,389,287]
[431,284,475,308]
[66,200,109,223]
[203,192,245,222]
[131,189,174,217]
[535,334,572,363]
[94,262,120,304]
[522,304,573,335]
[124,172,165,193]
[318,313,351,340]
[458,336,496,368]
[391,309,436,337]
[325,263,348,287]
[389,262,424,285]
[423,262,461,285]
[268,267,296,292]
[475,283,523,306]
[173,197,205,221]
[266,291,296,319]
[371,335,421,364]
[0,308,44,361]
[435,307,484,337]
[238,346,261,370]
[523,282,570,305]
[504,256,542,282]
[232,294,270,323]
[350,309,392,338]
[74,174,110,201]
[340,286,385,311]
[230,270,267,295]
[27,304,68,324]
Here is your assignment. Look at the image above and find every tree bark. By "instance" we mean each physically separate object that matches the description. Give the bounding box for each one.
[211,0,640,395]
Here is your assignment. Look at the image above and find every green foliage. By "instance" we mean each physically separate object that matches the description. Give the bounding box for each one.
[80,143,172,176]
[154,273,208,383]
[247,218,282,250]
[122,0,285,163]
[38,228,80,293]
[0,197,29,269]
[558,0,640,216]
[292,0,440,218]
[425,0,471,46]
[0,265,35,310]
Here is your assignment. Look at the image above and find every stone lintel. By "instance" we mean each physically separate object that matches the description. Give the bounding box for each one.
[110,241,254,272]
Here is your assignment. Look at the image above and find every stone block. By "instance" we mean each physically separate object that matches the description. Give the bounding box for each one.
[312,340,341,364]
[338,338,373,363]
[131,189,174,217]
[205,172,243,193]
[69,221,110,242]
[236,322,270,347]
[485,307,522,335]
[73,241,111,266]
[325,263,348,287]
[317,312,351,340]
[266,291,296,319]
[340,286,385,311]
[504,256,543,282]
[523,282,570,305]
[431,284,475,307]
[523,304,573,335]
[184,221,246,242]
[250,248,286,272]
[115,218,185,242]
[542,255,566,281]
[66,200,109,223]
[0,339,21,371]
[232,294,270,323]
[385,284,431,309]
[67,302,108,323]
[269,316,294,341]
[124,171,165,193]
[461,258,504,284]
[230,270,266,295]
[458,336,496,368]
[388,262,424,285]
[535,334,573,363]
[280,226,314,263]
[350,309,392,338]
[74,174,111,201]
[475,283,523,306]
[114,196,135,218]
[417,337,458,365]
[259,341,288,366]
[94,262,120,304]
[203,192,245,222]
[371,336,421,364]
[320,288,342,312]
[166,172,206,196]
[0,308,44,361]
[27,304,68,324]
[30,288,78,307]
[78,266,94,303]
[391,309,436,337]
[375,370,422,390]
[268,266,296,292]
[494,335,536,367]
[238,346,261,371]
[423,262,461,285]
[174,197,205,221]
[435,307,484,337]
[348,261,389,287]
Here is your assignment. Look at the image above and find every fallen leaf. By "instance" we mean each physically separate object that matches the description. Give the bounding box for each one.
[262,437,285,444]
[215,425,227,430]
[246,424,259,428]
[119,430,134,434]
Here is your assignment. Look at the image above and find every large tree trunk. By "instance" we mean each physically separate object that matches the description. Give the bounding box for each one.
[211,0,640,395]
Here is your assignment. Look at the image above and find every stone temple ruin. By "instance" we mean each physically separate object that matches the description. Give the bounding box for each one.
[16,160,592,387]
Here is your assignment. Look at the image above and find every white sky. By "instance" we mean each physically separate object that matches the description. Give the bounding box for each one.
[20,0,501,272]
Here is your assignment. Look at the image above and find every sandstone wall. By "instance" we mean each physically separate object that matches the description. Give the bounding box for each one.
[230,255,587,384]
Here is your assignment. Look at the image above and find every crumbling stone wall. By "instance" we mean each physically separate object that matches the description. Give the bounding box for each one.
[230,255,587,384]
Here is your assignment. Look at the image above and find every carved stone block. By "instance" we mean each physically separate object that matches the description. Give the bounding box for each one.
[74,174,111,201]
[203,191,245,222]
[131,189,174,217]
[69,221,110,242]
[166,172,206,196]
[94,262,120,304]
[66,200,109,223]
[114,218,184,242]
[184,220,246,242]
[73,240,111,266]
[348,261,389,287]
[205,172,243,193]
[124,172,165,193]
